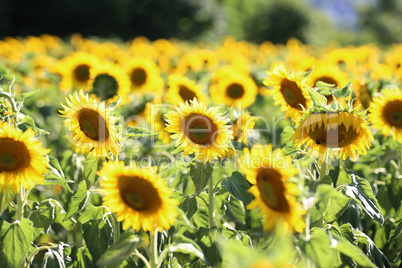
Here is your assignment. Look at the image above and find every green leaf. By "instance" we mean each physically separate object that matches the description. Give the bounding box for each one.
[0,188,15,215]
[126,126,159,137]
[334,236,376,267]
[354,229,392,268]
[78,204,110,224]
[20,114,49,135]
[42,243,72,268]
[83,154,99,187]
[224,196,245,225]
[28,199,55,232]
[108,96,121,111]
[306,86,327,107]
[65,181,89,221]
[179,196,198,220]
[49,198,75,230]
[280,126,295,146]
[170,243,205,261]
[97,230,140,268]
[333,81,352,99]
[189,161,214,195]
[303,67,314,78]
[221,171,253,204]
[323,192,350,223]
[0,218,35,268]
[21,89,40,100]
[73,247,94,268]
[300,228,332,267]
[343,174,384,225]
[82,218,113,263]
[389,201,402,241]
[196,227,221,267]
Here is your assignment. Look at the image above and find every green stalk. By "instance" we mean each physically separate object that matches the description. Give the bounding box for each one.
[208,173,215,228]
[111,214,120,243]
[399,144,402,177]
[16,185,25,221]
[149,229,159,268]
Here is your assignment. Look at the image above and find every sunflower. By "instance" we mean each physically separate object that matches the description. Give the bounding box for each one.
[263,65,311,119]
[209,73,258,109]
[0,122,50,193]
[165,74,208,105]
[232,112,258,145]
[124,58,164,95]
[165,99,232,163]
[293,111,373,161]
[88,63,130,104]
[99,161,178,233]
[59,90,120,157]
[369,87,402,143]
[239,144,305,234]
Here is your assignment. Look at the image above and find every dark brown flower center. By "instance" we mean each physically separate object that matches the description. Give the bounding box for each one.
[226,83,245,99]
[73,64,91,83]
[256,168,290,213]
[179,85,197,102]
[77,108,109,141]
[280,78,307,109]
[383,100,402,128]
[0,138,31,172]
[130,68,147,87]
[118,175,162,212]
[91,73,119,101]
[184,114,218,146]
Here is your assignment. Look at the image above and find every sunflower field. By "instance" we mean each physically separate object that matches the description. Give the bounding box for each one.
[0,34,402,268]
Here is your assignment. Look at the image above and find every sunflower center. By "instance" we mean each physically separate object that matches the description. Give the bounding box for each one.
[118,175,162,212]
[0,138,31,172]
[179,85,197,102]
[280,78,306,109]
[384,100,402,128]
[92,73,119,101]
[306,115,360,148]
[184,114,218,146]
[130,68,147,87]
[256,168,290,213]
[77,108,109,141]
[73,64,90,83]
[226,83,245,99]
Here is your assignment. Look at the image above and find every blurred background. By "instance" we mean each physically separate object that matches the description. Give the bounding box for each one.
[0,0,401,45]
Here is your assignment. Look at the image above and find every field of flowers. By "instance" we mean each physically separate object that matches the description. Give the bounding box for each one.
[0,34,401,267]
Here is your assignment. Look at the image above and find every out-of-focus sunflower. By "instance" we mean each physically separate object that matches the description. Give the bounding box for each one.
[0,122,50,193]
[209,73,257,109]
[263,65,311,119]
[232,112,258,145]
[351,77,378,110]
[88,63,130,104]
[57,52,102,91]
[145,103,171,145]
[59,90,120,157]
[369,87,402,143]
[165,74,208,105]
[99,161,178,233]
[124,58,164,95]
[239,144,305,234]
[293,111,373,161]
[165,99,232,163]
[323,48,357,71]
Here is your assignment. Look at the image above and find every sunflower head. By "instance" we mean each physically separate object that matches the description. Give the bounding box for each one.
[59,90,121,157]
[369,87,402,143]
[263,65,311,119]
[165,75,208,105]
[99,161,178,233]
[165,98,233,163]
[0,122,50,193]
[239,144,305,234]
[125,58,164,95]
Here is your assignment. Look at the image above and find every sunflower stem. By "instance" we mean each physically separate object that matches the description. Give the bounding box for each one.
[208,173,215,228]
[134,249,151,268]
[399,144,402,178]
[16,185,25,221]
[111,214,120,243]
[149,229,159,268]
[319,150,329,180]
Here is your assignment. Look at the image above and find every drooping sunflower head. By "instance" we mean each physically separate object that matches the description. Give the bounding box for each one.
[0,122,50,193]
[125,58,164,95]
[99,161,178,233]
[232,112,258,145]
[165,99,233,163]
[165,74,208,105]
[59,90,121,157]
[239,144,305,234]
[263,64,311,119]
[88,63,130,104]
[209,72,258,109]
[369,87,402,143]
[293,110,373,161]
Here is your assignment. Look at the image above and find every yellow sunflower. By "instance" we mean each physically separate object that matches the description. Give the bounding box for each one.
[59,90,120,157]
[369,87,402,143]
[0,122,50,193]
[99,161,178,233]
[263,65,311,119]
[165,99,233,163]
[239,144,305,234]
[165,74,208,105]
[293,111,373,161]
[232,112,258,145]
[124,58,164,95]
[209,73,258,109]
[88,63,130,104]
